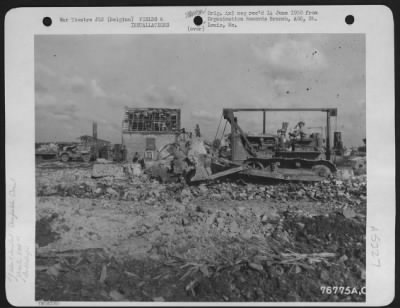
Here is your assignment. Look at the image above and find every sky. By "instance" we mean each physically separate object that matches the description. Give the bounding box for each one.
[35,34,365,146]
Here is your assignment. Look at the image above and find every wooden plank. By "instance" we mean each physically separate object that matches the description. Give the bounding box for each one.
[207,166,245,180]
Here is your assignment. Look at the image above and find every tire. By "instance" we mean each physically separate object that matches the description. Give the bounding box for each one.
[60,153,69,162]
[312,164,332,177]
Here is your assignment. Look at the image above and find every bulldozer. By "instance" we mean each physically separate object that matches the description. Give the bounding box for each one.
[191,107,339,182]
[59,144,92,163]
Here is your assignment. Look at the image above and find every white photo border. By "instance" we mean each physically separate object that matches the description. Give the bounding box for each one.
[5,5,395,306]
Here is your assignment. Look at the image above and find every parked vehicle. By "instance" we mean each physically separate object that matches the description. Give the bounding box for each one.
[59,144,92,162]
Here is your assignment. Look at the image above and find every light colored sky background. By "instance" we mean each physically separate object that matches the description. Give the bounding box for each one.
[35,34,365,146]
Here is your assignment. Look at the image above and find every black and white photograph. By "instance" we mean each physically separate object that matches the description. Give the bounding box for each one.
[4,6,395,306]
[34,33,367,302]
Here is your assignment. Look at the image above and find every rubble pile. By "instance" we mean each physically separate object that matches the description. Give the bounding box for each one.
[36,162,366,302]
[189,177,366,206]
[36,194,365,302]
[36,168,95,196]
[36,165,366,213]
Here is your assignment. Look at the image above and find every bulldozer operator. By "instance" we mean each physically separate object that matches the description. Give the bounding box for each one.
[289,121,307,140]
[287,121,308,152]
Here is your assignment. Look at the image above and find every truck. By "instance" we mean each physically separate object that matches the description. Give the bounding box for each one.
[59,144,93,162]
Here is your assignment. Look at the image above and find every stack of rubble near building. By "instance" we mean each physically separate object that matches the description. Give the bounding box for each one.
[122,107,181,162]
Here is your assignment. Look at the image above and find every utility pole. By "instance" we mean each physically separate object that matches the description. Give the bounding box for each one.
[93,121,98,159]
[262,111,266,134]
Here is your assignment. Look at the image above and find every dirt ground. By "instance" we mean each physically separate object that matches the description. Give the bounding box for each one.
[35,161,366,302]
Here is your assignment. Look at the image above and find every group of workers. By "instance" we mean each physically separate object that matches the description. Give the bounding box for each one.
[280,121,307,140]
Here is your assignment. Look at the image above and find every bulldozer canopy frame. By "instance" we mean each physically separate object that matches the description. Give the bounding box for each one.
[222,107,338,160]
[223,108,337,116]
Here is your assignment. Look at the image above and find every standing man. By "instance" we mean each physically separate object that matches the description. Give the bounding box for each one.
[291,121,306,140]
[194,124,201,137]
[132,152,140,163]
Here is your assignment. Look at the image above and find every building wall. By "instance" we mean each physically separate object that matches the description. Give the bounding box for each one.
[123,133,177,162]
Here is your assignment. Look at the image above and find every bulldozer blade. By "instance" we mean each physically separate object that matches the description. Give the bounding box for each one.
[190,164,212,182]
[190,165,245,182]
[207,166,246,180]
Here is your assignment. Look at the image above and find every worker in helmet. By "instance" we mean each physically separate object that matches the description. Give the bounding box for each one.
[132,152,140,163]
[290,121,307,140]
[288,121,307,151]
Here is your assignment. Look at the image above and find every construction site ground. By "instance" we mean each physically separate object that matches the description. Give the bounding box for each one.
[36,161,366,302]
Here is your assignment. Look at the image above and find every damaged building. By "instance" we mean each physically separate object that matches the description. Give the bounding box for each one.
[122,107,181,162]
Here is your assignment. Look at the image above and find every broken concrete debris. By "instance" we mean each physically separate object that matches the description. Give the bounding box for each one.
[37,164,366,210]
[36,152,366,301]
[92,163,126,178]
